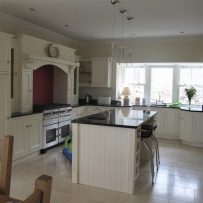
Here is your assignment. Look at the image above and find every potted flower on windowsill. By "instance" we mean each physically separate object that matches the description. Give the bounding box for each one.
[184,86,197,106]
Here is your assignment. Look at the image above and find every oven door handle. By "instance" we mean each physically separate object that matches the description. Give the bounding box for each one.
[58,128,61,135]
[56,128,59,136]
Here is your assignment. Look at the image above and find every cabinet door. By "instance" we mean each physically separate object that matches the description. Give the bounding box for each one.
[193,113,203,144]
[28,116,42,153]
[7,118,29,160]
[91,57,111,87]
[0,74,10,137]
[150,107,165,137]
[22,70,33,112]
[0,37,11,73]
[164,109,180,139]
[180,111,193,142]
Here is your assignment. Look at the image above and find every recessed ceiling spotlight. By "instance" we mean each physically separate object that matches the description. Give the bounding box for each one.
[180,31,184,34]
[64,24,69,28]
[29,8,35,11]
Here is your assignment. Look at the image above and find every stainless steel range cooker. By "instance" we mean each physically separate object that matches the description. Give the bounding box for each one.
[34,104,72,154]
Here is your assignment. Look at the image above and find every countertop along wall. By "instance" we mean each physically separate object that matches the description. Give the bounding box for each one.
[77,36,203,100]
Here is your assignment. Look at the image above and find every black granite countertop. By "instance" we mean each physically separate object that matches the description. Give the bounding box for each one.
[72,109,157,129]
[75,99,132,108]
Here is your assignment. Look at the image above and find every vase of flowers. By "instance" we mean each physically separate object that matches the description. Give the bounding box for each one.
[184,87,197,106]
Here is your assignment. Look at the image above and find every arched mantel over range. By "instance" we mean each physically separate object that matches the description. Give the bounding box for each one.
[23,54,79,73]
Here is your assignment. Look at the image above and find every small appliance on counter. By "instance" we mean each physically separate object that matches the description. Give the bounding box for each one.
[85,95,92,104]
[98,96,111,105]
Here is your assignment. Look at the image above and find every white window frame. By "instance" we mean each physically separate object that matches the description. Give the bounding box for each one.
[117,63,203,105]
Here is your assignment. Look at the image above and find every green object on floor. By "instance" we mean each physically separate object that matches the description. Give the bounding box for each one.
[65,135,72,152]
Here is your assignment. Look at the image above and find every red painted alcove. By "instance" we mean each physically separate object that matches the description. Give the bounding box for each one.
[33,65,54,104]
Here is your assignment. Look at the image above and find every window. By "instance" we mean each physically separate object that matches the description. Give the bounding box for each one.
[117,63,203,105]
[151,67,173,103]
[179,67,203,104]
[120,64,146,101]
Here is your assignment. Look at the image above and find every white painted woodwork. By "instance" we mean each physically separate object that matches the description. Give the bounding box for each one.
[20,34,76,62]
[72,123,141,194]
[8,117,29,159]
[0,31,13,74]
[193,113,203,144]
[79,57,112,88]
[7,114,42,160]
[12,34,79,113]
[150,107,165,137]
[91,57,112,87]
[28,116,43,153]
[22,70,33,113]
[180,111,193,143]
[0,74,10,137]
[164,108,180,139]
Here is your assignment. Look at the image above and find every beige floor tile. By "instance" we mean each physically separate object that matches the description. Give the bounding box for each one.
[10,140,203,203]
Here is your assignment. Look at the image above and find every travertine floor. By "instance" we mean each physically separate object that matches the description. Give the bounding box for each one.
[10,139,203,203]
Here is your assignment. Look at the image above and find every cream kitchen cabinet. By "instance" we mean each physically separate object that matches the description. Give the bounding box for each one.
[79,57,112,88]
[21,69,33,113]
[193,113,203,144]
[0,74,10,138]
[180,111,193,143]
[7,114,42,160]
[150,107,165,137]
[0,31,13,73]
[133,106,180,139]
[163,108,180,139]
[91,57,112,87]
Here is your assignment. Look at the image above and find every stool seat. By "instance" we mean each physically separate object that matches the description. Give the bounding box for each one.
[141,129,153,138]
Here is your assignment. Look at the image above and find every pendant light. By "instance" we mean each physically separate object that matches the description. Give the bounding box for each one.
[110,0,119,59]
[127,16,134,63]
[119,8,127,63]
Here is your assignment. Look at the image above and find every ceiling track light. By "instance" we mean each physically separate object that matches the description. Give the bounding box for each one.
[110,0,120,59]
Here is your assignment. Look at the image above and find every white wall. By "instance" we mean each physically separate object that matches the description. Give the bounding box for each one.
[77,36,203,100]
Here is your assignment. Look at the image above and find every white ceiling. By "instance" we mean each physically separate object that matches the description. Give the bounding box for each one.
[0,0,203,40]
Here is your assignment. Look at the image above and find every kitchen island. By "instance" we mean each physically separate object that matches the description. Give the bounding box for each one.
[72,108,157,194]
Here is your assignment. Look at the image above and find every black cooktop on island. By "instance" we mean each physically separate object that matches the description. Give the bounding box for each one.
[33,103,71,112]
[72,109,157,129]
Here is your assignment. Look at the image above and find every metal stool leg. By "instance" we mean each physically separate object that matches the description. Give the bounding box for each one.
[152,134,160,165]
[142,139,155,185]
[151,136,159,171]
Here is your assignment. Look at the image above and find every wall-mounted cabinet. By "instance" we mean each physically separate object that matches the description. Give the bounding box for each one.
[0,74,10,137]
[0,31,13,137]
[0,32,13,74]
[79,57,112,88]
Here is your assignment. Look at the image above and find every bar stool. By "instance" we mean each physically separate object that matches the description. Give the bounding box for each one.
[141,124,160,184]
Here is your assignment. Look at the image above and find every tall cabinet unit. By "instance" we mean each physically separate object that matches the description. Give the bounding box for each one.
[0,31,13,138]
